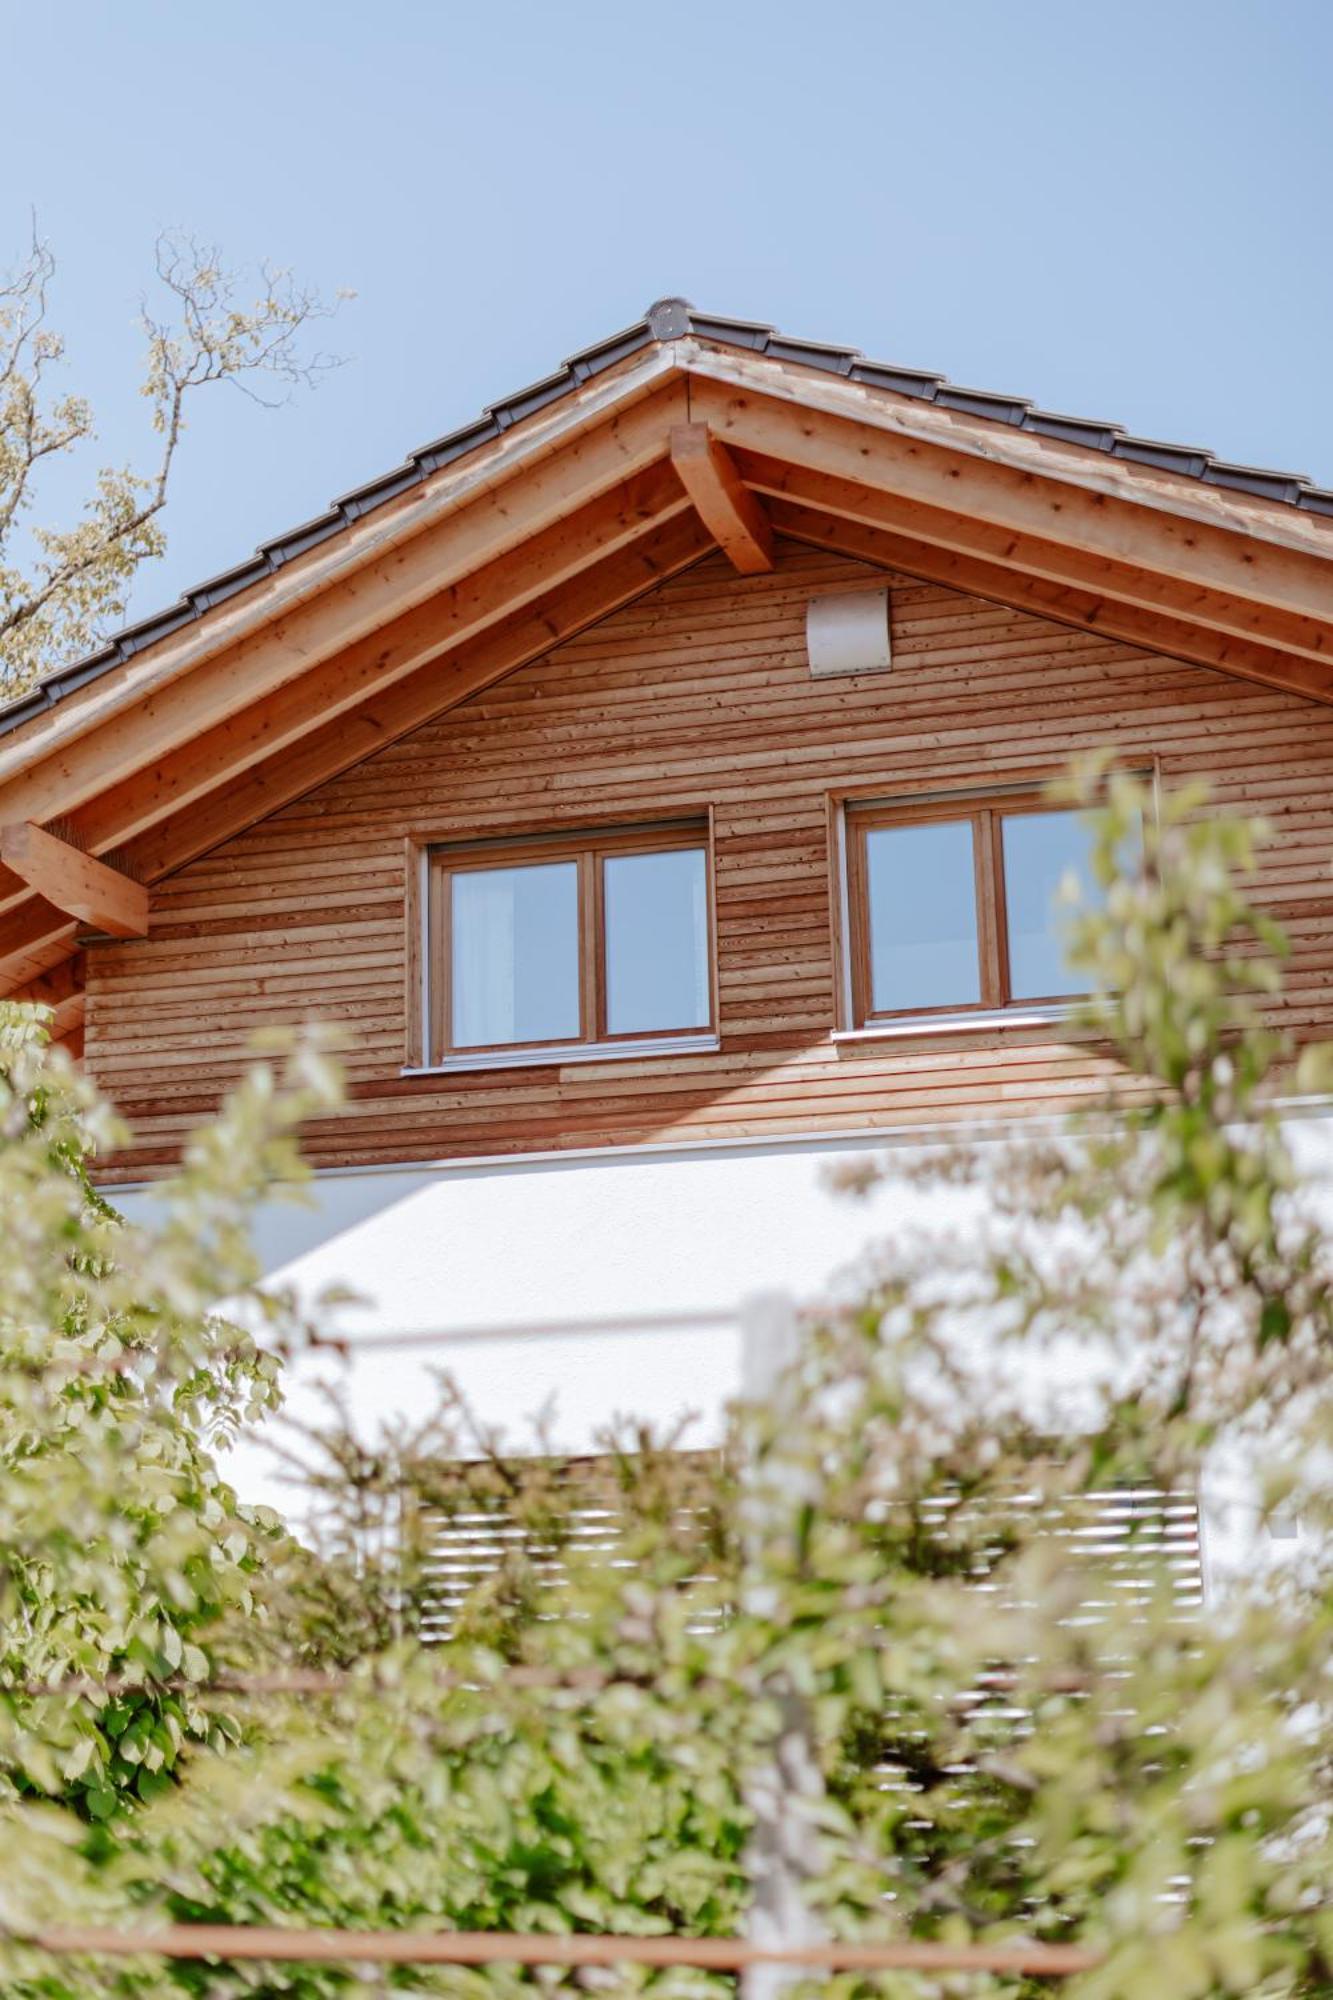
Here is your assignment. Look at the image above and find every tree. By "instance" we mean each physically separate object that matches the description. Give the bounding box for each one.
[0,229,341,696]
[0,1012,343,1828]
[0,766,1330,1998]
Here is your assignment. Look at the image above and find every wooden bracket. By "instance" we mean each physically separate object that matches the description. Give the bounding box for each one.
[669,424,775,574]
[0,823,148,938]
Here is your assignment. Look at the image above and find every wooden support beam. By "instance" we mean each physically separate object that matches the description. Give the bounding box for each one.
[0,824,146,940]
[0,383,690,831]
[65,460,692,860]
[691,382,1333,676]
[669,424,775,575]
[0,825,147,937]
[768,500,1331,703]
[0,511,715,988]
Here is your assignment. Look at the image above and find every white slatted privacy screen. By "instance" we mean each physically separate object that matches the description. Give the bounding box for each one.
[409,1461,1202,1645]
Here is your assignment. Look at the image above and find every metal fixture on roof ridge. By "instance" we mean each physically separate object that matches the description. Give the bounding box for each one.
[645,298,694,340]
[3,299,1332,742]
[806,589,892,679]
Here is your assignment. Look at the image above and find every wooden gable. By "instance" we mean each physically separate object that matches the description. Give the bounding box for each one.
[2,303,1333,1107]
[83,540,1333,1179]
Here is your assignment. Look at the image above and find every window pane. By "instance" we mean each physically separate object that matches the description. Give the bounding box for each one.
[604,847,710,1036]
[864,820,980,1013]
[451,861,579,1047]
[1001,809,1097,1000]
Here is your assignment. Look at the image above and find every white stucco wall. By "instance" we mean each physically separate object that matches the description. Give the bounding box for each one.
[115,1130,901,1513]
[113,1112,1333,1579]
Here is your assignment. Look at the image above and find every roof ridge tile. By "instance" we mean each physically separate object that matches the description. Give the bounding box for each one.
[4,298,1329,735]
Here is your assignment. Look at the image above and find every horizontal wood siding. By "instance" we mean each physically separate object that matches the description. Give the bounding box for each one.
[84,540,1333,1178]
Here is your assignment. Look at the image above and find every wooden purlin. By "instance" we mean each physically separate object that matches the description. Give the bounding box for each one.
[689,380,1333,692]
[669,424,775,574]
[768,499,1319,697]
[0,824,147,937]
[0,511,715,990]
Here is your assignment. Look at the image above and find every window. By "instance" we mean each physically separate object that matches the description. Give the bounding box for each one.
[422,822,714,1067]
[842,788,1106,1028]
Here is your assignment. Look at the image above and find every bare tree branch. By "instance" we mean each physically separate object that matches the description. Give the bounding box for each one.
[0,228,346,697]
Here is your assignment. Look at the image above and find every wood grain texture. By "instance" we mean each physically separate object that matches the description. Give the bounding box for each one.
[0,824,147,937]
[669,425,775,574]
[83,539,1333,1179]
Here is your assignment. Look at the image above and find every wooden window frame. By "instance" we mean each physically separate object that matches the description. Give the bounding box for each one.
[416,818,717,1070]
[840,784,1107,1030]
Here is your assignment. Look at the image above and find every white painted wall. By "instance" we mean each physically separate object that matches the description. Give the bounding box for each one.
[115,1131,899,1514]
[113,1113,1333,1581]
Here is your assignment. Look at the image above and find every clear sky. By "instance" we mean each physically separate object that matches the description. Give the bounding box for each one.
[3,0,1331,630]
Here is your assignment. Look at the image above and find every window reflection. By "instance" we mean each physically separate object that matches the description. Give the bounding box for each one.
[865,820,980,1013]
[1001,810,1097,1001]
[451,861,580,1047]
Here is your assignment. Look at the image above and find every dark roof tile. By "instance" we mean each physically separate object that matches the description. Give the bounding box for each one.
[935,386,1030,424]
[4,298,1330,739]
[763,335,858,373]
[1111,437,1212,477]
[850,360,944,398]
[1022,412,1123,450]
[1202,463,1309,504]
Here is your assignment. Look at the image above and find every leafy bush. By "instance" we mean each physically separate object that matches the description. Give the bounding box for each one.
[1,768,1332,1997]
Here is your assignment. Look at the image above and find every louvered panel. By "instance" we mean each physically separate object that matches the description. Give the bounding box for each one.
[874,1483,1204,1802]
[410,1462,1201,1647]
[918,1482,1205,1609]
[409,1452,722,1643]
[414,1504,628,1641]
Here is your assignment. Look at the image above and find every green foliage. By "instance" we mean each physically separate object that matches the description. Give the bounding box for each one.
[0,1011,342,1835]
[1,767,1332,1998]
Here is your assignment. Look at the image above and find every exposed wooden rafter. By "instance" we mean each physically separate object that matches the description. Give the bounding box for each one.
[768,501,1323,700]
[0,383,691,836]
[668,424,774,575]
[62,460,692,859]
[4,333,1333,1028]
[120,511,715,880]
[690,386,1333,693]
[0,824,147,937]
[0,512,716,984]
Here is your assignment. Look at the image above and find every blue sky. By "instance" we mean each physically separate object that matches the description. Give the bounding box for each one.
[3,0,1330,629]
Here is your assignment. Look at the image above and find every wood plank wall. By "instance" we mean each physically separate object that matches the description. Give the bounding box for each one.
[84,540,1333,1180]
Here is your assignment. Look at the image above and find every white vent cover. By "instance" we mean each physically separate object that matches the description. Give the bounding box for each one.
[806,588,892,678]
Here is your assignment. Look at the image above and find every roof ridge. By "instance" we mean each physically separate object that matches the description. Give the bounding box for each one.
[4,300,1331,739]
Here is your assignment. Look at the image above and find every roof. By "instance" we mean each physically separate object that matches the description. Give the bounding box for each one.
[6,296,1333,741]
[5,293,1333,1044]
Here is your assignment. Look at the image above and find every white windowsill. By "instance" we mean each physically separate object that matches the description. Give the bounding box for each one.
[832,1005,1080,1046]
[403,1033,721,1077]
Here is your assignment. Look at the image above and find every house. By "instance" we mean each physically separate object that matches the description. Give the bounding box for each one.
[2,300,1332,1541]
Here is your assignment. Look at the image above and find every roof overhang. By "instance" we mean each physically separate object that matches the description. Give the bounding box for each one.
[3,305,1333,1046]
